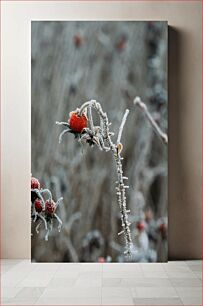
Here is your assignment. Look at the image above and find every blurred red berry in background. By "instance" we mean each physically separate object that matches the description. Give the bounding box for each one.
[73,34,83,48]
[136,221,145,232]
[116,35,127,52]
[98,257,106,263]
[159,223,167,239]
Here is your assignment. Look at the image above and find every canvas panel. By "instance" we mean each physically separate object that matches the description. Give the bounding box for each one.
[31,21,168,263]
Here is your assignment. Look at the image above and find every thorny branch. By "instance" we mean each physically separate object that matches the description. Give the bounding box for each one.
[134,97,168,145]
[56,97,167,258]
[80,100,133,257]
[56,99,133,257]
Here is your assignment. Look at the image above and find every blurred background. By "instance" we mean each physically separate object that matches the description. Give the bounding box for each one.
[31,21,168,262]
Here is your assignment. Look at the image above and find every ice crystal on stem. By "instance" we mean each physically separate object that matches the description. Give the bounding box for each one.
[31,177,63,241]
[56,100,133,257]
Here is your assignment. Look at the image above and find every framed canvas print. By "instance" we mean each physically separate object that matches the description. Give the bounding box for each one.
[31,21,168,263]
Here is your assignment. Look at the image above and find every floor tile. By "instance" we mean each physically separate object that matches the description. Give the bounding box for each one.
[75,276,102,287]
[47,277,76,288]
[78,271,102,278]
[102,278,122,287]
[194,271,202,279]
[143,271,168,278]
[186,260,202,266]
[1,259,202,306]
[80,263,102,272]
[189,264,202,272]
[35,297,101,305]
[133,286,178,298]
[164,265,192,273]
[103,263,142,273]
[2,262,37,287]
[102,297,134,305]
[54,270,80,278]
[175,287,202,298]
[166,271,197,278]
[15,287,45,298]
[3,297,38,305]
[41,287,101,298]
[2,287,22,299]
[170,277,202,287]
[180,296,202,305]
[102,287,132,298]
[133,297,183,305]
[168,261,187,265]
[2,265,15,274]
[103,270,144,278]
[56,263,81,272]
[17,275,56,287]
[140,263,165,271]
[122,277,172,287]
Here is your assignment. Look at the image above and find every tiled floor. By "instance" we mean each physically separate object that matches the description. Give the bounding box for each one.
[1,260,202,305]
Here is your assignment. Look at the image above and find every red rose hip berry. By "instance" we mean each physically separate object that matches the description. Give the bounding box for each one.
[31,177,40,189]
[136,221,145,232]
[45,199,56,215]
[68,111,88,133]
[73,34,83,48]
[34,199,43,213]
[159,223,167,238]
[98,257,106,263]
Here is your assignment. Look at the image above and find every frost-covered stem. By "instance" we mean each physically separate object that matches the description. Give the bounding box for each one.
[38,214,48,231]
[54,213,63,232]
[87,106,94,131]
[134,96,168,145]
[40,189,53,201]
[56,197,63,208]
[31,189,45,209]
[79,100,133,256]
[58,129,70,144]
[66,212,81,233]
[45,228,50,241]
[117,109,129,144]
[55,121,69,127]
[35,221,42,234]
[114,151,132,256]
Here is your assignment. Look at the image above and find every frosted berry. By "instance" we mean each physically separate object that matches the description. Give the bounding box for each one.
[136,221,145,231]
[98,257,106,263]
[45,199,56,215]
[31,177,40,189]
[159,223,167,238]
[69,111,88,133]
[116,35,127,52]
[34,199,43,213]
[73,34,83,48]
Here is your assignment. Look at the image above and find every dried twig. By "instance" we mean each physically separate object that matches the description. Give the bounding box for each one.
[117,109,129,144]
[134,97,168,145]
